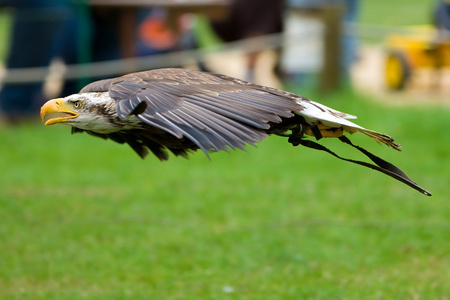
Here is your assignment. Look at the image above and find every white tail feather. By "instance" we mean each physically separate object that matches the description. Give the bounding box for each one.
[296,100,401,151]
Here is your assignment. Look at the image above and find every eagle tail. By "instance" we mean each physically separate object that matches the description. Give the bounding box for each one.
[296,100,401,150]
[354,127,402,151]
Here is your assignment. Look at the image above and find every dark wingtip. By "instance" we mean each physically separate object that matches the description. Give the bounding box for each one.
[422,190,432,197]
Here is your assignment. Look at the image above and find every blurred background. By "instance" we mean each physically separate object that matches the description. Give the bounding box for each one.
[0,0,449,121]
[0,1,449,299]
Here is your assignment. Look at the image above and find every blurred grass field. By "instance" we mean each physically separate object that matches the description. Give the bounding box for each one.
[1,0,449,299]
[360,0,437,26]
[1,89,449,299]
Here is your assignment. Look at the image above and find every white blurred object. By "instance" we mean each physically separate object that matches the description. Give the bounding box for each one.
[281,10,324,75]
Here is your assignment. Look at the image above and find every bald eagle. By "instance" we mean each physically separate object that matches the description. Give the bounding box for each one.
[40,68,430,196]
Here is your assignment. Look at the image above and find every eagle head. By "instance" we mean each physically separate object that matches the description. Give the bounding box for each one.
[40,92,125,134]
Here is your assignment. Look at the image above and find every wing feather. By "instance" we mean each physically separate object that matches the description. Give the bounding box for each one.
[101,68,300,152]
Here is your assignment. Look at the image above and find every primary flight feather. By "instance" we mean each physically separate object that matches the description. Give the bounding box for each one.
[40,68,431,196]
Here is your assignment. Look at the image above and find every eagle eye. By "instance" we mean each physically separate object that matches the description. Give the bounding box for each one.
[73,101,82,109]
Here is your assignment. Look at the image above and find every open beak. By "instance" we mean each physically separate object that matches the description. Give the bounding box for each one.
[40,98,79,125]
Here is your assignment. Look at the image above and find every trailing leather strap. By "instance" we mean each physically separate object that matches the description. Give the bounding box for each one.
[299,136,431,196]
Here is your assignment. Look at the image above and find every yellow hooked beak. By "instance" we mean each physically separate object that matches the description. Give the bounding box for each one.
[40,98,79,125]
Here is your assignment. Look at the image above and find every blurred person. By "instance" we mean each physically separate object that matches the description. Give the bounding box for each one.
[434,0,450,31]
[136,8,178,56]
[0,0,78,122]
[0,1,121,123]
[208,0,285,83]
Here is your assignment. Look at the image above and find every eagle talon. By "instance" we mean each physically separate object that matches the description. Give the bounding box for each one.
[288,135,302,146]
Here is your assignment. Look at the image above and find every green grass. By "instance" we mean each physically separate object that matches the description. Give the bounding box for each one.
[360,0,437,26]
[0,9,11,62]
[0,90,449,299]
[0,1,448,298]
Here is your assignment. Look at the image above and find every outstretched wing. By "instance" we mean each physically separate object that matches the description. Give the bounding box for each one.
[82,68,303,154]
[79,69,431,196]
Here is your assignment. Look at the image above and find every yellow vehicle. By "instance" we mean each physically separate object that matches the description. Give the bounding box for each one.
[385,26,450,90]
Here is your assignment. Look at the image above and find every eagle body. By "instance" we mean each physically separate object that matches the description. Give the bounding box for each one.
[40,68,431,195]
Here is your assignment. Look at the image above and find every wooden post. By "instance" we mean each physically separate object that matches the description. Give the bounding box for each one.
[320,3,344,93]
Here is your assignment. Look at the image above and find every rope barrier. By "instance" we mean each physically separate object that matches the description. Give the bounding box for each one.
[0,33,285,83]
[0,24,449,84]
